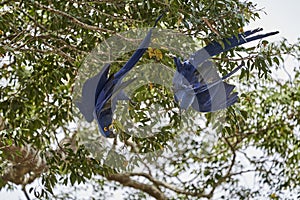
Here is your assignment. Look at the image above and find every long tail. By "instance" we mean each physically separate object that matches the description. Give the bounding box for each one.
[190,29,279,67]
[221,64,244,80]
[113,13,164,80]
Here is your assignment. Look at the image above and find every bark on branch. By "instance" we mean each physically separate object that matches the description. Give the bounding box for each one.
[128,172,211,198]
[106,173,167,200]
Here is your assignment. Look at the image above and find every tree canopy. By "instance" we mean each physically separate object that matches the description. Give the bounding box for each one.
[0,0,299,199]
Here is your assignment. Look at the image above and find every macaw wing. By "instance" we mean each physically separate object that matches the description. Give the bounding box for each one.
[93,14,165,137]
[173,57,201,88]
[76,63,110,122]
[94,74,139,138]
[111,78,136,111]
[95,78,135,111]
[174,58,221,88]
[95,64,111,100]
[192,82,237,112]
[193,63,244,94]
[174,87,196,110]
[94,35,151,137]
[94,79,116,138]
[196,60,221,84]
[173,59,220,105]
[173,57,244,112]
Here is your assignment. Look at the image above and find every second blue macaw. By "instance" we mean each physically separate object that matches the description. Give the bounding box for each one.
[173,28,279,112]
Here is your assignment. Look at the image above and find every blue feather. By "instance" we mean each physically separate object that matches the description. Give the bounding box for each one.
[173,29,279,112]
[93,14,164,137]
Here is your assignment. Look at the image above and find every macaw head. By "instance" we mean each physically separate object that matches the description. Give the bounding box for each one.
[93,108,115,138]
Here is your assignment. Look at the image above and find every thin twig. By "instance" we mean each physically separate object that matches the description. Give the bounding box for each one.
[22,185,31,200]
[34,2,114,34]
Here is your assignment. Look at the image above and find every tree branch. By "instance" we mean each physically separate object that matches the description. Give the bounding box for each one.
[207,138,237,197]
[22,185,31,200]
[0,117,77,188]
[128,172,211,198]
[106,173,167,200]
[33,2,113,34]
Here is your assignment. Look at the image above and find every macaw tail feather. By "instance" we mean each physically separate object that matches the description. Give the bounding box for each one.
[114,13,165,80]
[190,29,279,67]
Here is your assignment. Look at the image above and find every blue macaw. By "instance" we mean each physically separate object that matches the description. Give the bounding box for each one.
[76,14,164,137]
[173,28,279,112]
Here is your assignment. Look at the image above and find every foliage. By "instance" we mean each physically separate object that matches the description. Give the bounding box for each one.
[0,0,299,199]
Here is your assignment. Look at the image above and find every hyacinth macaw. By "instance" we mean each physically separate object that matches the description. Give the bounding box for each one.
[76,14,164,137]
[173,28,279,112]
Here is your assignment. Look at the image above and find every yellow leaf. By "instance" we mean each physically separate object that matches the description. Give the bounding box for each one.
[149,82,153,90]
[154,49,163,60]
[159,143,164,150]
[270,193,277,199]
[148,47,155,58]
[123,160,128,167]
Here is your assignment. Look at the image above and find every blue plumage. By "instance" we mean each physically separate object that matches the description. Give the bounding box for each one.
[76,15,163,137]
[173,29,279,112]
[77,15,278,137]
